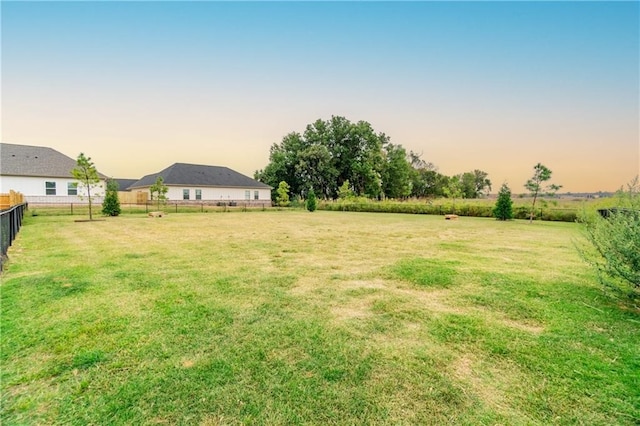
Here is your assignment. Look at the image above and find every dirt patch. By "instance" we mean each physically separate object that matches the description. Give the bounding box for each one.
[393,286,466,316]
[340,279,388,290]
[330,299,374,321]
[452,354,505,409]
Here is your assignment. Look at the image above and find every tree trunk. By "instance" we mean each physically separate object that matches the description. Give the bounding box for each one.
[88,185,93,221]
[529,191,538,223]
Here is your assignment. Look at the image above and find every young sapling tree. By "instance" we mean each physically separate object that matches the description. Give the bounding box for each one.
[71,153,102,220]
[443,176,463,213]
[524,163,561,223]
[149,176,168,210]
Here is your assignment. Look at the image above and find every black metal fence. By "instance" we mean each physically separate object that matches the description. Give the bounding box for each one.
[1,203,27,271]
[27,201,273,216]
[597,208,639,219]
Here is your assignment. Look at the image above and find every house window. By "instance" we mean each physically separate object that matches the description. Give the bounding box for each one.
[67,182,78,196]
[45,181,56,195]
[254,190,259,200]
[195,189,202,200]
[245,190,250,200]
[183,189,190,200]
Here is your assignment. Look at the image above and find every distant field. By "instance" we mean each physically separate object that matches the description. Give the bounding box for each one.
[2,211,638,424]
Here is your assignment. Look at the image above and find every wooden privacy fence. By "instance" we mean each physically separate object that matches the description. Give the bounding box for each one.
[0,190,25,210]
[118,191,148,204]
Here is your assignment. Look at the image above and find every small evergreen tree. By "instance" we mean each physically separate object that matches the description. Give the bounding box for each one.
[306,188,317,212]
[102,179,121,216]
[493,183,513,220]
[276,181,290,207]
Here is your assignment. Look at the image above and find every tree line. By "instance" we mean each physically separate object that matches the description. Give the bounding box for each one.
[254,116,492,201]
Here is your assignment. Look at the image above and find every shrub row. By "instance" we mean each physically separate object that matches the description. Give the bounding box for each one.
[318,200,577,222]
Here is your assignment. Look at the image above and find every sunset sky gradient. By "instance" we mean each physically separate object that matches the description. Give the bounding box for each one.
[2,1,638,193]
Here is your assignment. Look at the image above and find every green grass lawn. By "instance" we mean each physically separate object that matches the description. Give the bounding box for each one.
[1,211,638,425]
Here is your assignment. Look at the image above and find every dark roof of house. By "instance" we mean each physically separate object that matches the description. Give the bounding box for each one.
[1,143,107,179]
[113,178,138,191]
[129,163,271,189]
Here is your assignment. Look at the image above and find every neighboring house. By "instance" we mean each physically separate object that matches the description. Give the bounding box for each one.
[113,178,138,191]
[128,163,272,203]
[0,143,107,203]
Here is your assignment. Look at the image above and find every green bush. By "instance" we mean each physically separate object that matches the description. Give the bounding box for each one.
[578,178,640,300]
[306,188,317,212]
[541,209,577,222]
[317,199,577,222]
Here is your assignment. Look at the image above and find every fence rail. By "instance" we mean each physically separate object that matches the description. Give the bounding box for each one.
[1,203,27,271]
[27,201,272,216]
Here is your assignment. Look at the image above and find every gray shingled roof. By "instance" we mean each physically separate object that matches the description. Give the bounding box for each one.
[113,178,139,191]
[129,163,271,189]
[1,143,107,179]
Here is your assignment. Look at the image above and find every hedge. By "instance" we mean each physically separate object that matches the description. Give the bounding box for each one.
[318,200,577,222]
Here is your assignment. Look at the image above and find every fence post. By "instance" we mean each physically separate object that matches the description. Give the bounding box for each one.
[70,203,73,215]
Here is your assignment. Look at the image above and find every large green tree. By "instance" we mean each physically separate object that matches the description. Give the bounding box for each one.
[255,132,305,201]
[382,144,413,199]
[71,152,101,220]
[460,170,492,198]
[443,175,463,205]
[408,151,448,198]
[255,116,401,200]
[295,143,336,199]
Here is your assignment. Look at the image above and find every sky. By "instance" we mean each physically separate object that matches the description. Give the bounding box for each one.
[2,1,638,193]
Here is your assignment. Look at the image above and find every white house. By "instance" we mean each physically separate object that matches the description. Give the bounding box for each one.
[128,163,272,204]
[0,143,107,203]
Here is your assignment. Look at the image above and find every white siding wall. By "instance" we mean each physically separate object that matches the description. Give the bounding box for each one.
[0,175,105,199]
[136,186,271,202]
